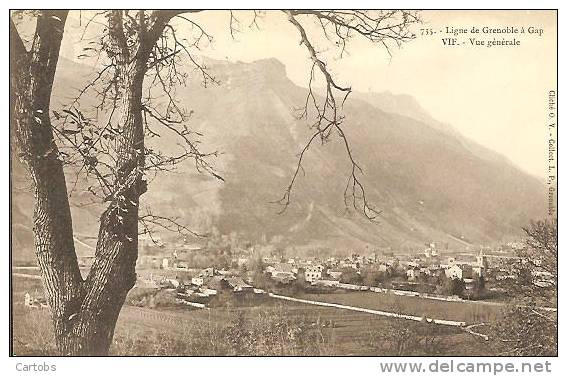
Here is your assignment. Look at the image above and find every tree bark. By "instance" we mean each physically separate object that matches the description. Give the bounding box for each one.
[10,11,89,354]
[60,11,151,355]
[11,10,179,355]
[10,10,143,355]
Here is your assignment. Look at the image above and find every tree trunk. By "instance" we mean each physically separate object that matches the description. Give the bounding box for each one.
[59,11,150,355]
[72,70,147,356]
[10,11,91,354]
[11,10,169,355]
[10,11,140,355]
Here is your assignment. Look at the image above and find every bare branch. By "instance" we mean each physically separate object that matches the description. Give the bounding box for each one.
[139,207,205,239]
[275,10,414,220]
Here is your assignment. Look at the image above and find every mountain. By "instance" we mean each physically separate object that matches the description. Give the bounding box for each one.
[10,56,547,262]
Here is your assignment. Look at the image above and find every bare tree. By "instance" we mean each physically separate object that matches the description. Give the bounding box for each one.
[492,219,557,356]
[11,9,419,355]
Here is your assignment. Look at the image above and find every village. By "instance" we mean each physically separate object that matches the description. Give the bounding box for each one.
[92,234,553,313]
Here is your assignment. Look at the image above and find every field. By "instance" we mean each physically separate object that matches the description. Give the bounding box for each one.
[299,291,504,323]
[11,275,494,356]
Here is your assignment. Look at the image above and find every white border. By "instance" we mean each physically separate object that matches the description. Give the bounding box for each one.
[1,1,564,374]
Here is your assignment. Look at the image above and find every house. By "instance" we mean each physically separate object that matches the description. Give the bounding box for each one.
[327,269,343,280]
[313,264,325,272]
[305,266,322,282]
[24,292,33,307]
[274,263,294,273]
[406,268,421,281]
[199,267,215,278]
[162,258,169,269]
[24,292,47,309]
[262,256,280,265]
[272,272,296,284]
[447,257,456,267]
[445,263,477,281]
[445,264,463,279]
[226,277,253,292]
[427,266,444,278]
[407,261,420,268]
[377,264,389,273]
[217,269,235,276]
[191,277,204,286]
[162,278,180,288]
[176,261,189,270]
[340,261,358,269]
[272,263,295,276]
[137,255,160,268]
[325,257,338,266]
[207,275,228,291]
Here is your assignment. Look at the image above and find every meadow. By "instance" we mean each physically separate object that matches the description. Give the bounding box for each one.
[11,276,494,356]
[299,291,504,324]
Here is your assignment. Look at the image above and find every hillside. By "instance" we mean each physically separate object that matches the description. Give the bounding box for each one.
[11,57,547,262]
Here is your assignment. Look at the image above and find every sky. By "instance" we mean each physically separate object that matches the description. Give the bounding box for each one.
[58,10,557,178]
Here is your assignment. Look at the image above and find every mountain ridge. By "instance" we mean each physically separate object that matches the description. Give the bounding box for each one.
[10,56,547,262]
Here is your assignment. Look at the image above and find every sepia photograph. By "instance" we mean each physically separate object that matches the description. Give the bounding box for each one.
[7,4,559,365]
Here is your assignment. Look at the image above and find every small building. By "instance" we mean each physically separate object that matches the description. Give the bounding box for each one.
[24,292,33,307]
[327,269,343,280]
[305,266,322,282]
[272,272,296,284]
[407,261,420,268]
[262,256,280,265]
[226,277,253,292]
[24,292,47,309]
[272,263,295,275]
[199,267,215,278]
[406,268,421,281]
[207,275,228,291]
[201,288,217,296]
[377,264,389,273]
[445,264,463,280]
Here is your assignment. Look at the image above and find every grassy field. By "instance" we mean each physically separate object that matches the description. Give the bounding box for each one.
[299,291,504,324]
[11,275,494,356]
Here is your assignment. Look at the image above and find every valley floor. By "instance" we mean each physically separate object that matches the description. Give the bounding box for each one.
[11,275,496,356]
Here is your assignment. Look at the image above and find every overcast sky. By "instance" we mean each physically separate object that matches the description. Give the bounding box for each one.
[59,10,557,178]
